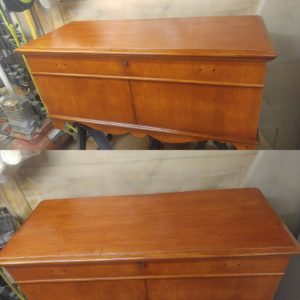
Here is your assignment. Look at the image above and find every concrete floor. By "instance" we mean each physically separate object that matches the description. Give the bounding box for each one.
[64,131,272,150]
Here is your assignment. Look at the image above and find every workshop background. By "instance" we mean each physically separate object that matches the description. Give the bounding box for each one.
[0,150,299,299]
[0,0,299,150]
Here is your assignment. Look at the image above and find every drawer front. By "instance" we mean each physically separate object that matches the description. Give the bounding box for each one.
[21,280,146,300]
[126,59,266,85]
[8,262,143,282]
[131,81,263,140]
[8,256,288,283]
[34,76,136,124]
[27,55,126,76]
[27,56,266,86]
[147,276,282,300]
[144,256,289,277]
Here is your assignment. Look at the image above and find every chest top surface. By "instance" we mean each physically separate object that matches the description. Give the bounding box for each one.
[17,16,276,59]
[0,188,298,266]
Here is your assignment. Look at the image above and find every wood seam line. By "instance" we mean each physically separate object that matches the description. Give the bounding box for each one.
[15,273,284,284]
[31,72,264,89]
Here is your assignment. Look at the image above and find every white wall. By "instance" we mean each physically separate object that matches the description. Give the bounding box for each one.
[241,151,300,235]
[259,0,300,149]
[60,0,260,21]
[16,150,256,202]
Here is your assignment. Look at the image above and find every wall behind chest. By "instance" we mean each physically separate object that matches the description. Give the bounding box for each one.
[58,0,260,22]
[259,0,300,149]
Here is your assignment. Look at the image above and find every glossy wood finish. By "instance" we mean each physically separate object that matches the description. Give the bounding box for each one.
[147,276,283,300]
[1,189,298,263]
[18,16,276,149]
[34,76,136,123]
[22,280,146,300]
[1,189,298,299]
[7,256,289,283]
[17,16,276,58]
[132,81,263,140]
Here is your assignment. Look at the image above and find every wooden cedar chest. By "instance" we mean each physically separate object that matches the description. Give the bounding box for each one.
[0,188,299,300]
[17,16,276,150]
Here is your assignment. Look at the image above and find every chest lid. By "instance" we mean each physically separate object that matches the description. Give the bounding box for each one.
[17,16,276,59]
[0,188,299,266]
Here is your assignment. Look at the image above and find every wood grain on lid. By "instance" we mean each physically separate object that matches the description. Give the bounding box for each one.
[0,188,298,266]
[17,16,276,59]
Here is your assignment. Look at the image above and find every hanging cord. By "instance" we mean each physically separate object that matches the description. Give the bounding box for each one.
[0,8,20,46]
[23,9,37,39]
[12,12,27,43]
